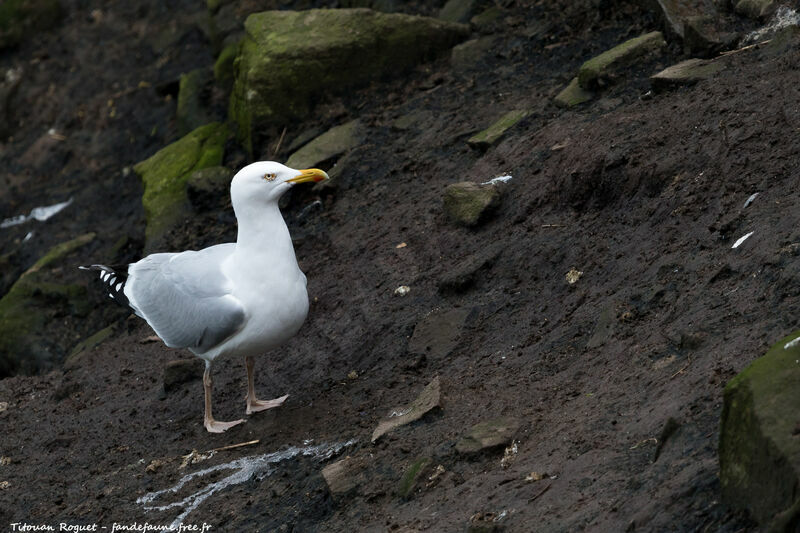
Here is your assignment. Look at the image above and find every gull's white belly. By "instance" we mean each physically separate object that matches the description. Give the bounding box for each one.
[199,269,309,361]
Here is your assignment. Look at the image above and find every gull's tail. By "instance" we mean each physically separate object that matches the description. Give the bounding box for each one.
[79,264,132,310]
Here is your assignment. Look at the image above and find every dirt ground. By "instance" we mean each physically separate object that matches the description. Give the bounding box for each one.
[1,0,799,531]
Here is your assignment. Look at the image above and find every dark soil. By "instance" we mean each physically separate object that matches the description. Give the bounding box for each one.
[1,0,798,531]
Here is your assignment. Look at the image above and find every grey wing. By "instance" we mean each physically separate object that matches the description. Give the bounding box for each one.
[126,244,245,354]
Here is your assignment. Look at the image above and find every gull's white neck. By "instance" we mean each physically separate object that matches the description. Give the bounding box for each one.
[232,200,298,271]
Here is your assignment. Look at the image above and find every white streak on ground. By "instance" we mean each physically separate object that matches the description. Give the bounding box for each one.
[137,439,357,529]
[731,231,754,249]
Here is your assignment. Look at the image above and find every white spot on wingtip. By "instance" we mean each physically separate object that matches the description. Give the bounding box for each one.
[116,282,123,292]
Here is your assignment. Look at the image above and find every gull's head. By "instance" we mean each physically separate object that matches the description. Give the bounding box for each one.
[231,161,329,205]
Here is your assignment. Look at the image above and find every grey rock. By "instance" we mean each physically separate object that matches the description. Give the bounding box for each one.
[439,0,479,23]
[451,36,496,72]
[554,77,594,108]
[186,166,233,210]
[577,31,666,90]
[735,0,776,19]
[286,120,364,170]
[322,455,369,497]
[467,109,528,150]
[456,417,520,454]
[650,58,726,91]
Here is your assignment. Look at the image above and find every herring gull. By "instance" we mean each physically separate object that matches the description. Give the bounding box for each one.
[82,162,328,432]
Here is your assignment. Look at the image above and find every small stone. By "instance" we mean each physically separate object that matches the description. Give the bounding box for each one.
[322,455,368,497]
[467,109,528,150]
[565,268,583,285]
[394,285,411,296]
[285,120,364,170]
[347,370,358,380]
[371,376,442,442]
[650,58,726,91]
[456,417,520,454]
[443,182,502,227]
[554,77,594,108]
[163,359,203,392]
[577,31,666,90]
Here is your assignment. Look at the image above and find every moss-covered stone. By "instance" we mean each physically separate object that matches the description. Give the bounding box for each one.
[650,58,726,92]
[65,324,115,366]
[285,119,364,169]
[439,0,479,23]
[577,31,666,90]
[213,40,240,87]
[133,123,229,251]
[229,8,469,153]
[467,109,528,150]
[0,0,63,50]
[443,182,502,227]
[554,77,594,108]
[0,233,95,377]
[396,457,432,499]
[719,331,800,528]
[177,69,213,136]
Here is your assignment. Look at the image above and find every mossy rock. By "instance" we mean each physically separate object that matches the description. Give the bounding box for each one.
[554,77,594,108]
[0,233,95,377]
[467,109,528,150]
[133,122,229,252]
[577,31,666,90]
[0,0,63,50]
[719,331,800,529]
[443,181,502,227]
[177,69,214,136]
[229,8,469,153]
[214,40,240,87]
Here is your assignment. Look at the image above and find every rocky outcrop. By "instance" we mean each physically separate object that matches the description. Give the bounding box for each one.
[719,331,800,529]
[133,123,229,252]
[0,233,95,377]
[229,8,468,152]
[177,69,214,136]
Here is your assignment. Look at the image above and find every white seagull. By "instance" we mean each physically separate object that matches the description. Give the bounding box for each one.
[82,162,328,432]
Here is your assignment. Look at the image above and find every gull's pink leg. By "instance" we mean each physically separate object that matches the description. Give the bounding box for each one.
[245,355,289,415]
[203,361,245,433]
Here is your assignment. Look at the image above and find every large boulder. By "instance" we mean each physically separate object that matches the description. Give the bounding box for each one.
[133,123,229,252]
[229,8,468,152]
[719,331,800,529]
[0,233,95,377]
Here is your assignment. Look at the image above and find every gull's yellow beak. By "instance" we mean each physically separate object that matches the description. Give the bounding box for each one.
[287,168,329,184]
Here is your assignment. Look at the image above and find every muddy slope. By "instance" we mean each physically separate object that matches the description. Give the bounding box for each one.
[2,0,798,531]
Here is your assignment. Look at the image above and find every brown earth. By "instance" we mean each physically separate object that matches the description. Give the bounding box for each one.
[1,0,799,531]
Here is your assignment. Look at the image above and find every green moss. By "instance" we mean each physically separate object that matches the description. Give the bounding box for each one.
[396,457,431,499]
[577,31,666,89]
[719,331,800,525]
[177,69,212,136]
[554,77,594,108]
[66,324,115,365]
[0,233,95,377]
[214,40,240,86]
[467,109,528,150]
[0,0,63,49]
[134,123,229,250]
[230,8,468,152]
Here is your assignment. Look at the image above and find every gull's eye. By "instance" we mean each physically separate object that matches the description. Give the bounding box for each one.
[263,172,277,182]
